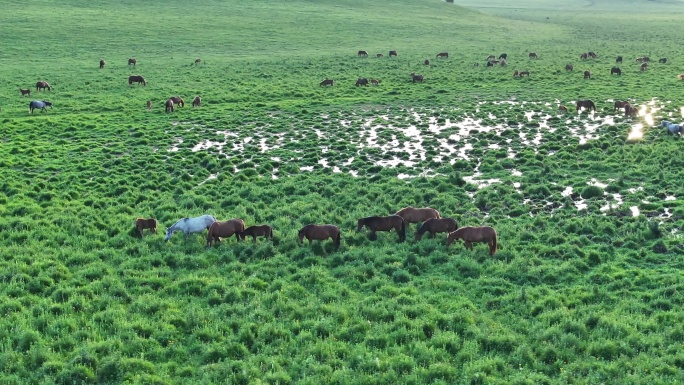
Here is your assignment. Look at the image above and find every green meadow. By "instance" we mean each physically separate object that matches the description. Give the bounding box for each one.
[1,0,684,384]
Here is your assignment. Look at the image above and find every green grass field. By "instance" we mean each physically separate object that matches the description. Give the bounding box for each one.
[2,0,684,384]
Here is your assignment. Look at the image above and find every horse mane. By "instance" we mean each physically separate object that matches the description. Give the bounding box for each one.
[170,217,189,228]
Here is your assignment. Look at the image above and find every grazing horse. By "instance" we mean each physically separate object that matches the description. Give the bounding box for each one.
[498,53,507,60]
[19,88,31,97]
[580,53,588,60]
[588,51,597,59]
[415,218,458,241]
[411,73,424,82]
[170,96,185,107]
[640,62,648,72]
[583,70,591,79]
[357,215,405,242]
[558,104,568,113]
[36,81,51,91]
[616,55,623,63]
[389,50,397,57]
[436,52,449,58]
[99,59,105,69]
[565,64,573,71]
[486,61,495,67]
[424,59,430,65]
[146,100,152,110]
[128,75,146,86]
[135,218,157,237]
[678,74,684,80]
[395,206,440,228]
[355,78,369,86]
[529,52,538,59]
[128,58,137,66]
[519,70,530,77]
[376,53,383,58]
[610,67,622,75]
[624,103,638,118]
[206,219,245,248]
[194,58,202,65]
[370,79,380,86]
[486,54,496,61]
[659,57,667,64]
[661,121,683,135]
[357,50,368,57]
[447,226,498,256]
[613,101,630,112]
[192,96,201,107]
[165,99,175,113]
[298,224,340,248]
[513,70,520,77]
[29,100,52,113]
[499,59,507,66]
[576,100,596,112]
[164,214,217,241]
[238,225,274,242]
[319,79,334,86]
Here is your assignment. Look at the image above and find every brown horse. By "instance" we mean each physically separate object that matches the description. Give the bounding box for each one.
[447,226,498,256]
[640,62,648,72]
[583,70,591,79]
[36,81,51,91]
[135,218,157,237]
[424,59,430,65]
[389,50,397,57]
[194,58,202,65]
[529,52,538,59]
[357,50,368,57]
[206,219,245,247]
[565,64,573,71]
[357,215,405,242]
[298,224,340,248]
[616,55,623,63]
[678,74,684,80]
[415,218,458,241]
[499,59,507,66]
[192,96,201,107]
[659,57,667,64]
[576,100,596,112]
[624,103,638,117]
[519,70,530,77]
[170,96,185,107]
[610,67,622,75]
[486,54,496,61]
[238,225,273,242]
[370,79,380,86]
[99,59,106,69]
[355,78,369,86]
[146,100,152,110]
[19,88,31,97]
[513,70,520,78]
[588,51,597,59]
[580,53,588,60]
[320,79,334,86]
[436,52,448,58]
[395,206,440,228]
[128,58,137,66]
[411,73,424,82]
[636,56,650,63]
[614,101,629,112]
[376,53,383,58]
[165,99,175,113]
[128,75,146,86]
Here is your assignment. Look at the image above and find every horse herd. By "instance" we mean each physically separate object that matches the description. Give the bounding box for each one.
[136,206,499,256]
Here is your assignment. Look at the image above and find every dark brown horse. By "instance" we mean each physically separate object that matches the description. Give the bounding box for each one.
[135,218,157,237]
[580,53,588,60]
[588,51,597,59]
[583,70,591,79]
[146,100,152,110]
[192,96,201,107]
[170,96,185,107]
[357,215,405,241]
[298,224,340,248]
[355,78,369,86]
[99,59,106,69]
[565,64,574,71]
[436,52,448,58]
[411,73,424,82]
[389,50,397,57]
[640,62,648,72]
[370,79,380,86]
[424,59,430,65]
[376,53,383,58]
[357,50,368,57]
[614,101,629,112]
[128,58,137,66]
[206,219,245,247]
[194,58,202,65]
[624,103,638,117]
[498,53,507,60]
[395,206,440,227]
[529,52,538,59]
[447,226,498,256]
[320,79,334,86]
[659,57,667,64]
[165,99,175,113]
[576,100,596,112]
[415,218,458,241]
[616,55,623,63]
[519,70,530,77]
[610,67,622,75]
[19,88,31,97]
[238,225,273,242]
[36,81,51,91]
[128,75,146,86]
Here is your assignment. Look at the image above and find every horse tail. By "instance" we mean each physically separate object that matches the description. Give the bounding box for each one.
[206,222,217,246]
[334,230,341,248]
[491,231,498,255]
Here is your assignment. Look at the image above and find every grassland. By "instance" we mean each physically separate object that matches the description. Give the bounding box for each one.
[1,0,684,384]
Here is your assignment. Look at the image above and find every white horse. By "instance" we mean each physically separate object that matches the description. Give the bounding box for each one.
[661,121,683,136]
[164,215,217,241]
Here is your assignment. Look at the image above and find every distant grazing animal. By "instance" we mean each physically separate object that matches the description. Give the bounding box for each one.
[19,88,31,97]
[206,219,245,248]
[473,62,479,67]
[192,96,201,107]
[436,52,449,58]
[376,53,383,58]
[135,218,157,237]
[659,57,667,64]
[146,100,152,110]
[165,99,175,113]
[610,67,622,75]
[415,218,458,241]
[624,103,638,118]
[529,52,538,59]
[498,53,507,60]
[128,58,137,66]
[616,55,623,63]
[583,70,591,79]
[447,226,498,256]
[357,50,368,57]
[389,50,397,57]
[424,59,430,65]
[588,51,597,59]
[128,75,146,86]
[513,70,520,77]
[678,74,684,80]
[170,96,185,107]
[519,70,530,77]
[640,62,648,72]
[486,54,496,61]
[357,215,406,242]
[355,78,369,86]
[636,56,650,63]
[319,79,334,86]
[29,100,52,113]
[661,120,683,135]
[558,104,568,113]
[238,225,274,242]
[580,53,588,60]
[500,59,507,66]
[576,99,596,112]
[565,64,573,71]
[194,58,202,65]
[395,206,440,227]
[487,61,495,67]
[614,101,629,112]
[298,224,340,248]
[164,215,216,242]
[410,73,424,82]
[36,81,51,91]
[99,59,105,69]
[370,79,380,86]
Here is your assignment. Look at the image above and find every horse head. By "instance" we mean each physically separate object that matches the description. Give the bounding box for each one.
[164,226,175,241]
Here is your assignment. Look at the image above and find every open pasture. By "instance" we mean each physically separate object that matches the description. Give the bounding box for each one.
[1,0,684,384]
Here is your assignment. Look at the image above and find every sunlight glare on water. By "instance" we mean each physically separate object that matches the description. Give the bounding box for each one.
[627,123,644,141]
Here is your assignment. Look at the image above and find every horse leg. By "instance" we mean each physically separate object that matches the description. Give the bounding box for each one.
[465,241,473,250]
